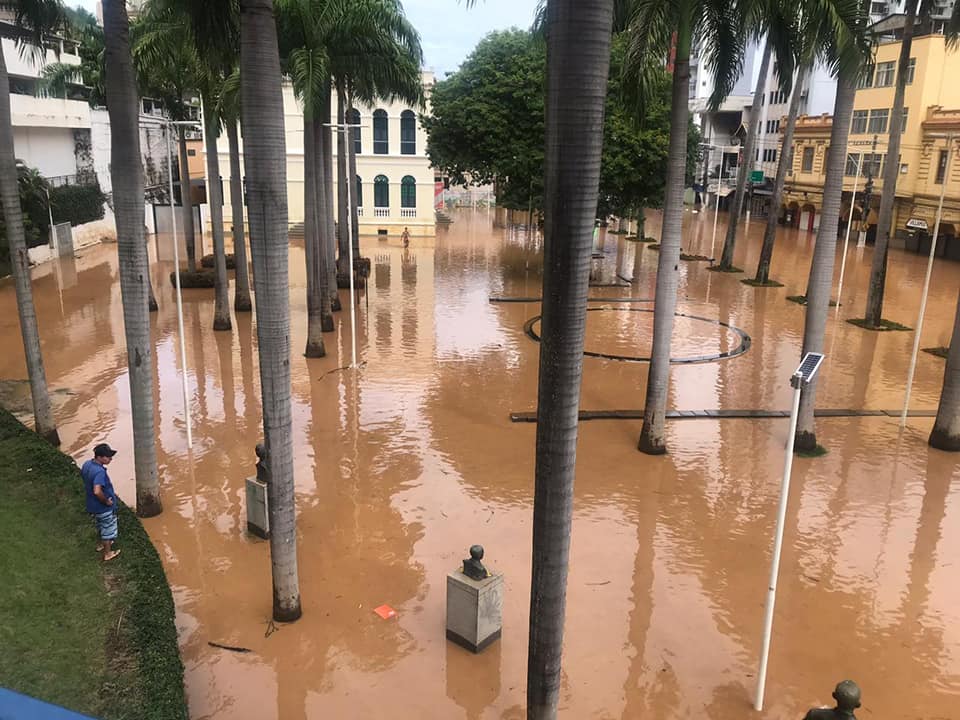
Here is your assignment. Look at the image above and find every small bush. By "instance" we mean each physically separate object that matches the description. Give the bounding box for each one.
[169,270,215,288]
[49,182,106,227]
[201,253,236,269]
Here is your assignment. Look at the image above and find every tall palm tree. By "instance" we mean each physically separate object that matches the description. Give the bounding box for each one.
[627,0,747,454]
[0,0,62,445]
[718,39,772,270]
[201,89,232,331]
[929,286,960,451]
[220,71,253,312]
[754,64,809,283]
[240,0,301,621]
[103,0,162,516]
[794,0,870,451]
[863,0,920,327]
[526,2,613,717]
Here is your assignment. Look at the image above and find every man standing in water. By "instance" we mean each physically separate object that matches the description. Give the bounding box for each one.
[81,443,120,561]
[401,227,410,248]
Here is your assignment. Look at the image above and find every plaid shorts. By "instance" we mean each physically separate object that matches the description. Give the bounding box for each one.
[93,509,118,541]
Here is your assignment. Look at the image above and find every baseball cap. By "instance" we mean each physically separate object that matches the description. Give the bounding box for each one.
[93,443,118,458]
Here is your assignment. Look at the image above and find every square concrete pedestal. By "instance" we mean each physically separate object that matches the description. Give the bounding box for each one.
[446,570,503,653]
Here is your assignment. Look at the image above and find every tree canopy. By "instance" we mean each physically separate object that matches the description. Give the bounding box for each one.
[424,29,699,215]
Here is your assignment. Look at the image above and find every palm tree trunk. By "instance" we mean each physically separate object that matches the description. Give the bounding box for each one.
[178,127,197,272]
[637,18,692,455]
[204,102,232,331]
[795,69,858,451]
[0,51,59,445]
[755,63,810,284]
[865,0,919,327]
[314,117,336,328]
[336,84,350,277]
[240,0,301,622]
[347,85,359,262]
[320,94,340,311]
[719,38,772,270]
[929,285,960,450]
[103,0,161,516]
[527,1,613,717]
[303,116,326,357]
[228,121,252,311]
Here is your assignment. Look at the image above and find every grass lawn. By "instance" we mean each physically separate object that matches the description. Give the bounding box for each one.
[0,409,186,720]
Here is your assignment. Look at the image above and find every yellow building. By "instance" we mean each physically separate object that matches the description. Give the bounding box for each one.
[782,33,960,255]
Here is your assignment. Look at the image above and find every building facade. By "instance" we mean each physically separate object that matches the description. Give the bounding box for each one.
[782,32,960,248]
[212,71,437,239]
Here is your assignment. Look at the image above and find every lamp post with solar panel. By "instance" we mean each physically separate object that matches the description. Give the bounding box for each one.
[754,352,825,711]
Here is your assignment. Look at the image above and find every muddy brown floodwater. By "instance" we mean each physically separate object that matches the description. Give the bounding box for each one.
[1,208,959,718]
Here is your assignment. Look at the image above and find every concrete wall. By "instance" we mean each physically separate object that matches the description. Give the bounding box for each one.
[11,126,77,177]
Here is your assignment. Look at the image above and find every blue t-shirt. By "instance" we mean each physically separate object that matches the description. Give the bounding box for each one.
[81,459,116,514]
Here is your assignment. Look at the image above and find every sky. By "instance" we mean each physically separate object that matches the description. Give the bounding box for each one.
[72,0,540,76]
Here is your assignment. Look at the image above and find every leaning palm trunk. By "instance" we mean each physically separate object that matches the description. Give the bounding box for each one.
[303,116,326,357]
[347,85,359,259]
[0,52,59,445]
[864,0,919,326]
[314,118,336,328]
[177,128,197,272]
[103,0,161,516]
[320,99,340,311]
[929,286,960,450]
[527,1,613,717]
[204,102,232,331]
[228,121,252,311]
[719,39,772,270]
[755,63,810,284]
[795,70,858,451]
[240,0,301,621]
[336,85,350,276]
[638,19,692,455]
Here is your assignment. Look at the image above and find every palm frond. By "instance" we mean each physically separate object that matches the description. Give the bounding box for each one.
[40,61,81,97]
[1,0,67,61]
[698,0,746,111]
[621,0,675,117]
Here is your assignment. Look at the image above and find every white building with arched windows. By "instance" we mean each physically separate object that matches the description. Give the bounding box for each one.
[211,70,437,240]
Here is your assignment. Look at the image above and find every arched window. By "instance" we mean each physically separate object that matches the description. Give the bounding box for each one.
[374,174,389,207]
[346,108,361,154]
[401,175,416,208]
[400,110,416,155]
[355,175,363,208]
[373,109,388,154]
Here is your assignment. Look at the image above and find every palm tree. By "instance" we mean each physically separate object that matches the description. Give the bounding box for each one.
[525,2,613,717]
[754,64,809,283]
[794,0,870,451]
[627,0,747,454]
[929,286,960,451]
[0,0,62,445]
[102,0,162,516]
[201,90,232,331]
[718,39,772,270]
[220,71,253,312]
[240,0,301,621]
[131,8,200,273]
[863,0,920,327]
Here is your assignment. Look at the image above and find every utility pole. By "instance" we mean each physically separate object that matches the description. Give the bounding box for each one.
[858,134,878,247]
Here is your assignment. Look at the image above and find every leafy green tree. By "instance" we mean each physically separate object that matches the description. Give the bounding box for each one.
[423,29,545,210]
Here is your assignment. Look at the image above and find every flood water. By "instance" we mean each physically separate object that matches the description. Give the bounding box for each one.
[1,207,959,718]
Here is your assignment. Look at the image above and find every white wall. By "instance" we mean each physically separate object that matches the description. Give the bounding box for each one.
[12,126,77,176]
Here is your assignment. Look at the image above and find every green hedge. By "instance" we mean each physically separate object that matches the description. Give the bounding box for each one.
[0,409,187,720]
[50,182,106,227]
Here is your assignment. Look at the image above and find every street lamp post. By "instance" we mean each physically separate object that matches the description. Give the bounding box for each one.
[755,352,825,712]
[901,133,955,427]
[836,152,863,304]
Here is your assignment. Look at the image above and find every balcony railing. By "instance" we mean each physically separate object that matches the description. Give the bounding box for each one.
[374,207,389,218]
[400,208,416,218]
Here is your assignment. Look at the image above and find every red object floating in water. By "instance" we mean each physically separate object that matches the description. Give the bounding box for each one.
[373,604,397,620]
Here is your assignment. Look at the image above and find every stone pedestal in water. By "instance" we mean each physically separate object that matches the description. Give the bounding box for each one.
[446,570,503,653]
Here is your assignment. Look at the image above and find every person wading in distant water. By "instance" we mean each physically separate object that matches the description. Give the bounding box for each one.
[402,227,410,248]
[81,443,121,561]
